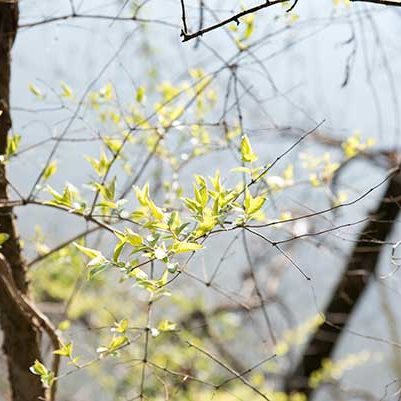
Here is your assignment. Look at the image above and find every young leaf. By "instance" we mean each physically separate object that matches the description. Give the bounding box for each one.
[43,160,57,180]
[108,335,128,351]
[171,241,203,254]
[244,188,266,215]
[113,240,126,262]
[136,86,146,103]
[240,135,258,163]
[74,242,102,259]
[57,320,71,331]
[60,81,73,98]
[28,83,44,99]
[6,133,21,157]
[30,360,48,376]
[158,319,177,332]
[53,342,73,358]
[125,229,143,246]
[113,319,129,334]
[87,261,112,280]
[0,233,10,247]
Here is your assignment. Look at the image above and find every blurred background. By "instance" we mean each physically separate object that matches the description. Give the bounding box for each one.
[2,0,401,400]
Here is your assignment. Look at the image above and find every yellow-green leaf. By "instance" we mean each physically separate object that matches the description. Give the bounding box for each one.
[108,335,128,351]
[240,135,258,163]
[125,229,143,246]
[0,233,9,246]
[158,319,177,332]
[43,160,57,180]
[30,360,48,376]
[136,86,145,103]
[60,81,73,98]
[29,83,44,99]
[73,242,102,259]
[171,241,203,254]
[53,342,73,358]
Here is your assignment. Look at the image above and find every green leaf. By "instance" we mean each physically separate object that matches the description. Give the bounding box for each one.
[148,199,164,222]
[158,319,177,332]
[113,240,126,262]
[99,83,114,101]
[125,229,143,246]
[42,371,55,388]
[85,152,110,176]
[28,83,44,99]
[108,335,128,351]
[104,177,116,201]
[183,197,201,213]
[6,133,21,158]
[74,242,102,259]
[57,320,71,331]
[53,342,73,358]
[243,14,255,40]
[231,166,252,174]
[240,135,258,163]
[244,188,266,216]
[113,319,129,334]
[168,211,181,233]
[134,183,165,221]
[87,261,112,280]
[30,360,48,376]
[45,184,79,208]
[43,160,57,180]
[196,209,217,236]
[134,183,149,206]
[60,81,73,98]
[0,233,9,246]
[171,241,203,254]
[136,86,146,103]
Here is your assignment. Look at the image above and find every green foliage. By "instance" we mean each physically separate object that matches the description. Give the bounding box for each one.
[0,233,9,247]
[29,360,54,388]
[5,133,21,159]
[240,134,258,163]
[22,41,379,401]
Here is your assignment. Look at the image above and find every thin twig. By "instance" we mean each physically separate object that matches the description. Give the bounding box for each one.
[181,0,288,42]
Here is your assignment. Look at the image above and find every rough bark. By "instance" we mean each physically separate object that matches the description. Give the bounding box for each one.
[0,2,46,400]
[285,165,401,396]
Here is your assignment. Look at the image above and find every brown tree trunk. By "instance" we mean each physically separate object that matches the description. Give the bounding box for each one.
[0,2,46,400]
[286,165,401,396]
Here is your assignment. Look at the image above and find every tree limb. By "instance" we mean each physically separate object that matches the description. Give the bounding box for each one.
[286,160,401,395]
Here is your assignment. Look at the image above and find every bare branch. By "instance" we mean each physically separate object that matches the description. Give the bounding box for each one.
[181,0,288,42]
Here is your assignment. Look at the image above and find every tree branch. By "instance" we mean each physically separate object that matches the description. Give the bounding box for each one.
[181,0,288,42]
[286,160,401,395]
[351,0,401,6]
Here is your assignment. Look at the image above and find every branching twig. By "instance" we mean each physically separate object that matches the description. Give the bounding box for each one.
[351,0,401,6]
[181,0,288,42]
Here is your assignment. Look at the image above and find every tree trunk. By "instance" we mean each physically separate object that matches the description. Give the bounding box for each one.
[286,165,401,396]
[0,2,46,400]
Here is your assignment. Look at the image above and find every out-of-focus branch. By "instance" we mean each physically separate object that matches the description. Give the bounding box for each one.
[286,158,401,395]
[18,13,177,29]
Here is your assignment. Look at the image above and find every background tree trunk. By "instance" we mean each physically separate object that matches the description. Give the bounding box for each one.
[286,163,401,396]
[0,2,46,400]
